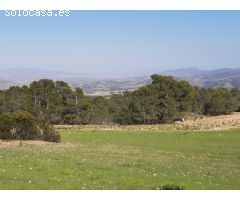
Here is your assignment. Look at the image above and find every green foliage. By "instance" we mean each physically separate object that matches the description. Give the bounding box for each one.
[204,89,238,115]
[0,76,239,125]
[160,184,185,190]
[13,111,40,140]
[0,113,15,139]
[111,75,198,124]
[0,111,60,142]
[230,88,240,111]
[38,118,61,143]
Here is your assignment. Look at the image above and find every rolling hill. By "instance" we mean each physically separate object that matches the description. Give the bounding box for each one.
[1,67,240,96]
[163,67,240,88]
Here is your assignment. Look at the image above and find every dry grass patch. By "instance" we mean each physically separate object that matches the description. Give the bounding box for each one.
[0,139,49,147]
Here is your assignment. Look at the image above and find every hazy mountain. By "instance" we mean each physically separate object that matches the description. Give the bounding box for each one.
[1,67,240,96]
[163,67,240,88]
[0,68,151,95]
[71,76,151,96]
[163,67,204,77]
[0,79,18,90]
[0,68,92,81]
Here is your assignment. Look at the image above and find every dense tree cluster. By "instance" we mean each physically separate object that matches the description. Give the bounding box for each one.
[0,75,239,125]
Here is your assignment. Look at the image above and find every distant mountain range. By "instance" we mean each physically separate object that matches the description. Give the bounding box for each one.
[0,67,240,96]
[163,67,240,88]
[0,68,150,95]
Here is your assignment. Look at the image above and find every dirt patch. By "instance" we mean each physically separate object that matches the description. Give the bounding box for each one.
[178,112,240,131]
[55,124,178,131]
[0,140,80,151]
[0,140,50,146]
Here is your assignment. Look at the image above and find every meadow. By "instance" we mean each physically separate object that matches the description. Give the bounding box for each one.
[0,128,240,189]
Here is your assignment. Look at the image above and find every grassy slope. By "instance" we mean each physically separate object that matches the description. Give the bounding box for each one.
[0,129,240,189]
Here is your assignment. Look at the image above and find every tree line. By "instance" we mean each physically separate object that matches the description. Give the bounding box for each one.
[0,74,239,125]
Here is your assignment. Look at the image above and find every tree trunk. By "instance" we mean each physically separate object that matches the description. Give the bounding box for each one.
[75,95,78,105]
[34,97,37,106]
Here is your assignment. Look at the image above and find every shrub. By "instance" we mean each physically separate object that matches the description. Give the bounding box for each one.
[13,111,40,140]
[204,89,238,115]
[0,111,60,143]
[0,131,14,140]
[38,118,61,143]
[42,128,61,143]
[0,113,14,131]
[153,184,185,190]
[0,113,15,139]
[161,184,185,190]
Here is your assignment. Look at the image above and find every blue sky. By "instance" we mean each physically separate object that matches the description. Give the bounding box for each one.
[0,11,240,76]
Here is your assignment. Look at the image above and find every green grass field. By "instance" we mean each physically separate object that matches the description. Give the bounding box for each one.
[0,129,240,189]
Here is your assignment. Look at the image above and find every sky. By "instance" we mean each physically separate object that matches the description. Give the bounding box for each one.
[0,10,240,77]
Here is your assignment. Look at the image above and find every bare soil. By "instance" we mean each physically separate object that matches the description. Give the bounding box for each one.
[178,112,240,131]
[0,140,48,146]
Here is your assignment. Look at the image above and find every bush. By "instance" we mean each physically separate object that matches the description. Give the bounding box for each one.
[13,111,40,140]
[0,131,14,140]
[153,184,185,190]
[0,113,14,131]
[0,111,60,143]
[38,118,61,143]
[161,184,185,190]
[0,113,15,139]
[204,89,238,115]
[43,128,61,143]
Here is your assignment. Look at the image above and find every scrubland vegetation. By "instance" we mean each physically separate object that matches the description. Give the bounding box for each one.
[0,74,240,189]
[0,74,239,126]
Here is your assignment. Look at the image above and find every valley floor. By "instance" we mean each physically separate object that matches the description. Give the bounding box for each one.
[0,128,240,189]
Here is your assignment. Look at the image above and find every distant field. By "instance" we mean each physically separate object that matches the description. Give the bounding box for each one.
[0,129,240,189]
